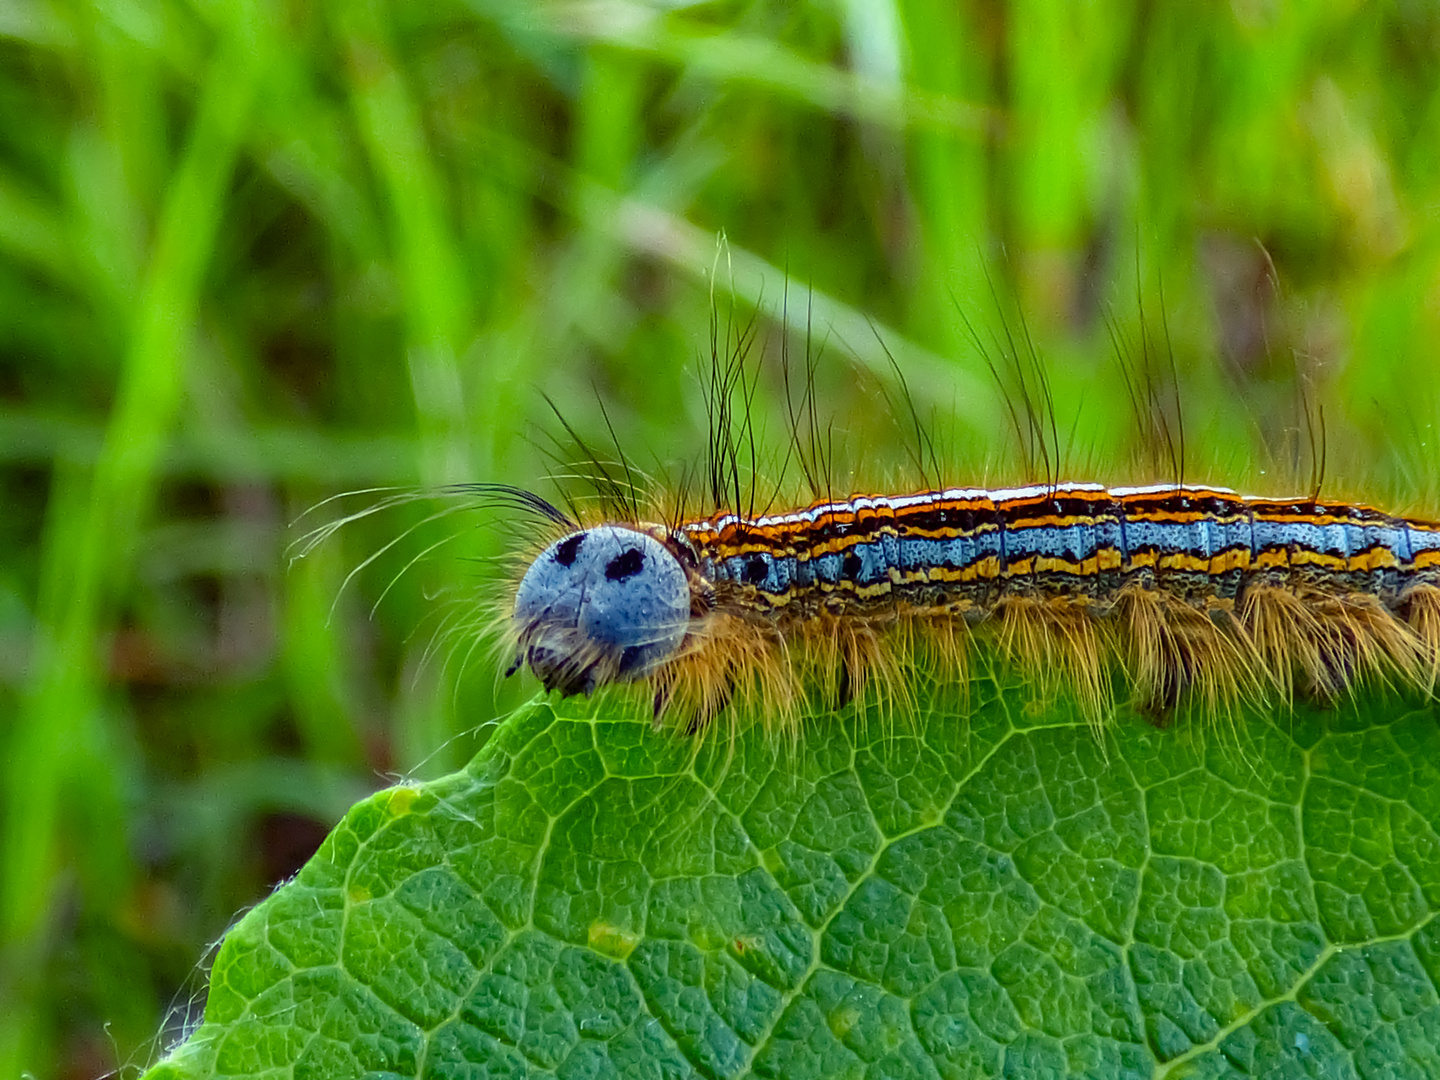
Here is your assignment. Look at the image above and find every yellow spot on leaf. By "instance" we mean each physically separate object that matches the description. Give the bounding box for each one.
[386,787,420,817]
[692,922,726,951]
[830,1006,861,1039]
[588,921,640,960]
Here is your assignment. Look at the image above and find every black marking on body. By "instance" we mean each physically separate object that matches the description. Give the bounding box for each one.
[555,534,584,567]
[606,546,646,581]
[743,555,768,585]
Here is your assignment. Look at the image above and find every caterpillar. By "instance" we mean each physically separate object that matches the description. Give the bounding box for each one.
[505,479,1440,728]
[304,297,1440,731]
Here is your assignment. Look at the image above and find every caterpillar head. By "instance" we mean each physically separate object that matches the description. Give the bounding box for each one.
[510,526,691,695]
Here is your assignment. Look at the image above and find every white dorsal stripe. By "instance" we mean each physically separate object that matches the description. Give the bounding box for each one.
[687,482,1277,534]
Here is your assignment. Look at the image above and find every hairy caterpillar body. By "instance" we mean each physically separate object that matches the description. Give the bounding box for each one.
[295,286,1440,730]
[507,480,1440,726]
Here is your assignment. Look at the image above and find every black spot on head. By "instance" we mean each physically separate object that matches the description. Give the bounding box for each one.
[743,555,768,586]
[605,546,645,581]
[555,534,584,567]
[842,551,863,580]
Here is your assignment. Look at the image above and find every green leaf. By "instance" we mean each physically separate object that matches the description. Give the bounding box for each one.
[144,680,1440,1079]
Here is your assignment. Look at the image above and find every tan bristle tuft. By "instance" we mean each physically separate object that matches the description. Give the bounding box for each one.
[1313,593,1424,697]
[920,611,972,700]
[996,597,1111,729]
[1405,583,1440,693]
[1114,588,1254,719]
[1242,585,1327,704]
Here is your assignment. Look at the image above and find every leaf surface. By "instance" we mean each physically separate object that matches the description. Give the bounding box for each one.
[145,683,1440,1079]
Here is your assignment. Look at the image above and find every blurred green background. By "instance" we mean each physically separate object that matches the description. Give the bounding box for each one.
[4,0,1440,1075]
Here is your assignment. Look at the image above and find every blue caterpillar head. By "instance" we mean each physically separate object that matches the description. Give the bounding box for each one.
[510,526,691,695]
